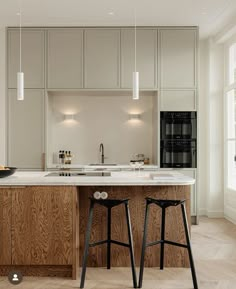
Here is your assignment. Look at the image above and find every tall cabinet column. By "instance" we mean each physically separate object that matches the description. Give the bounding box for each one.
[7,29,45,169]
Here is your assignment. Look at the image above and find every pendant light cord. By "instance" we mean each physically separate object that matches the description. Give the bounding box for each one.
[19,6,22,73]
[134,10,136,73]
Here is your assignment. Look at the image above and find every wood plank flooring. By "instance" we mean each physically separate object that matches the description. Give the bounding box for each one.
[1,217,236,289]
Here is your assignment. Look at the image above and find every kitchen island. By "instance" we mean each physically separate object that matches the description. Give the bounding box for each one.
[0,171,194,280]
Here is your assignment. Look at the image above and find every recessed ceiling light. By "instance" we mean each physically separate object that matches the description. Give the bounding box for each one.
[108,11,114,16]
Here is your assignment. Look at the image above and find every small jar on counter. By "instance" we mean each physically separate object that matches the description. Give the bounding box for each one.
[65,151,73,164]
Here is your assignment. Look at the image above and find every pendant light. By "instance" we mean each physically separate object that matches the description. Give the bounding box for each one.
[132,10,139,100]
[17,6,24,101]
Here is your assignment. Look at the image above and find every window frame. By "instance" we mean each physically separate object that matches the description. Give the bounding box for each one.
[224,36,236,193]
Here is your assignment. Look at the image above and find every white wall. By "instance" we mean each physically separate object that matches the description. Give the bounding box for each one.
[0,27,6,165]
[198,38,224,217]
[207,40,224,217]
[47,94,154,165]
[198,39,209,215]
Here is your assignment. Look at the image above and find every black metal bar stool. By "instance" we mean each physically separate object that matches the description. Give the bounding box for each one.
[80,198,137,288]
[139,198,198,289]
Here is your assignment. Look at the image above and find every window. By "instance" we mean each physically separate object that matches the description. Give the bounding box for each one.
[225,42,236,191]
[229,44,236,84]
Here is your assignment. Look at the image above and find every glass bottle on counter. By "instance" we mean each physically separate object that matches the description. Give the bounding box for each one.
[59,150,62,164]
[61,151,65,164]
[67,151,72,165]
[65,151,68,164]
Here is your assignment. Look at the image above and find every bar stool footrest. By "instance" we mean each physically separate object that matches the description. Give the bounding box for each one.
[146,240,162,247]
[89,240,108,247]
[89,239,130,248]
[111,239,130,248]
[146,239,188,249]
[164,240,188,249]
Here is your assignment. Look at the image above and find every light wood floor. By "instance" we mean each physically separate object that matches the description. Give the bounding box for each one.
[1,217,236,289]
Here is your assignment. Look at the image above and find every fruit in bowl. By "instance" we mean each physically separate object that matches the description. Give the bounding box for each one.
[0,165,10,170]
[0,166,17,178]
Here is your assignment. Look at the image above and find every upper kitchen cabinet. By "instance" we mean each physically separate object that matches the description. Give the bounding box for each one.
[160,90,197,111]
[8,89,44,169]
[159,29,197,89]
[8,29,45,89]
[121,29,157,89]
[84,29,120,89]
[47,29,83,89]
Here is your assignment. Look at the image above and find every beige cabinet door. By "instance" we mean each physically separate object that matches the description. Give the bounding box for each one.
[0,189,12,265]
[8,29,45,89]
[8,89,44,169]
[160,29,197,89]
[121,29,157,89]
[47,29,83,89]
[160,90,197,111]
[84,29,120,88]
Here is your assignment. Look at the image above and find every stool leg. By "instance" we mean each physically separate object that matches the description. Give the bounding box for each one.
[138,201,150,288]
[125,202,137,288]
[80,202,94,289]
[160,207,166,270]
[107,207,111,269]
[181,203,198,289]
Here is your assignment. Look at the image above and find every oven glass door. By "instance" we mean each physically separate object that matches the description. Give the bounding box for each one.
[163,119,193,139]
[161,145,196,168]
[182,120,192,138]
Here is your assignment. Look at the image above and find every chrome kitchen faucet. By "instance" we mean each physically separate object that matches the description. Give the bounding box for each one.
[99,143,104,164]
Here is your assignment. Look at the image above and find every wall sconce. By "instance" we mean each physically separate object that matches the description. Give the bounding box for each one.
[129,113,141,121]
[64,114,75,121]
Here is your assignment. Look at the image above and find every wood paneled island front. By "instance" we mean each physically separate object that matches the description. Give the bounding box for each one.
[0,171,194,280]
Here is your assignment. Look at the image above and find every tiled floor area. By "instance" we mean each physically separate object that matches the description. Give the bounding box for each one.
[1,217,236,289]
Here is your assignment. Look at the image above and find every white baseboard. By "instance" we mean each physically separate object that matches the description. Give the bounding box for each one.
[198,208,207,216]
[207,211,224,218]
[224,205,236,224]
[198,208,224,218]
[224,215,236,225]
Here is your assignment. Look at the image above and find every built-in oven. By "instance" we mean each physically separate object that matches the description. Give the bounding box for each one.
[161,112,197,140]
[160,140,197,168]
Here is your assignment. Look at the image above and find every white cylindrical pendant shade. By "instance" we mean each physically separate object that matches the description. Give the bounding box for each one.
[17,72,24,100]
[132,71,139,100]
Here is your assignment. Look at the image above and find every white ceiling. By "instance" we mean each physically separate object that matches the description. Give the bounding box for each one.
[1,0,236,38]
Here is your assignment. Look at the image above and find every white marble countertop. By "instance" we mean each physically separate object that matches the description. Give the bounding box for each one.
[0,171,195,186]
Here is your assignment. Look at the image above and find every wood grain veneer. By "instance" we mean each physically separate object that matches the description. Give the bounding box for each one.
[0,185,190,279]
[79,185,191,268]
[11,186,75,266]
[0,186,79,279]
[0,189,12,265]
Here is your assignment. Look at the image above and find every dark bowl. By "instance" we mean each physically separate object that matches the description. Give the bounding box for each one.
[0,167,17,178]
